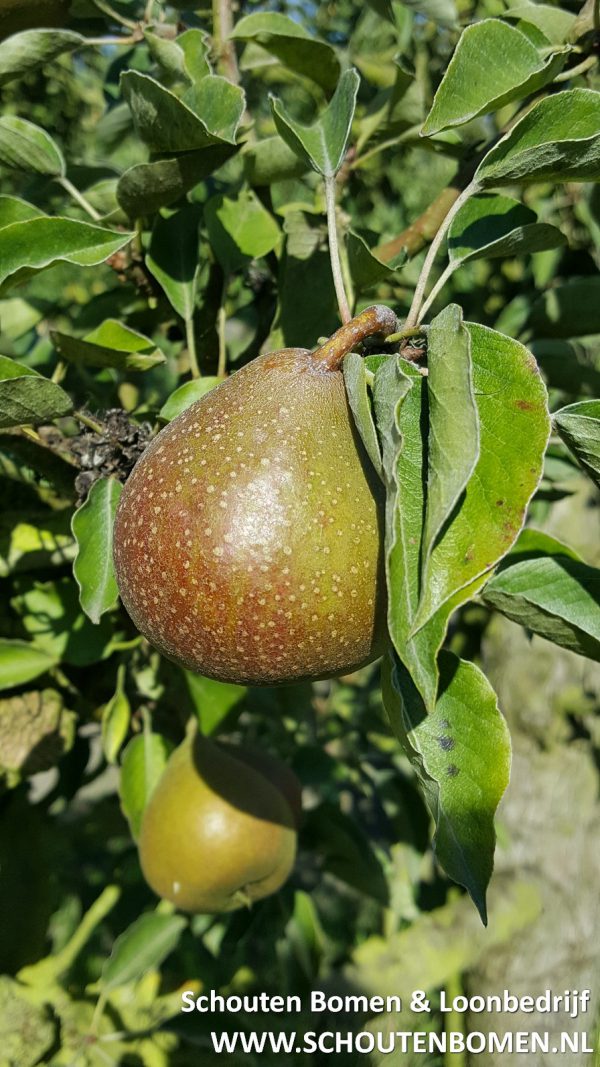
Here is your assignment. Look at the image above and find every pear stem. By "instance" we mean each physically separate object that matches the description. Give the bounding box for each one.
[315,304,398,370]
[324,174,352,325]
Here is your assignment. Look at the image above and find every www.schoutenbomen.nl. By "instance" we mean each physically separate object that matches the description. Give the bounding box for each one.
[209,1031,595,1055]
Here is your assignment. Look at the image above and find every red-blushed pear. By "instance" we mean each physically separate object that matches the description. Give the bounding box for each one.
[138,733,297,913]
[113,306,396,685]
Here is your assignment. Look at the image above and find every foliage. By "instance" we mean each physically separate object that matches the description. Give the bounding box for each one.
[0,0,599,1062]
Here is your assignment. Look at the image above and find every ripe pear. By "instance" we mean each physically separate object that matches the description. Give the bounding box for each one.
[139,733,297,912]
[113,306,396,685]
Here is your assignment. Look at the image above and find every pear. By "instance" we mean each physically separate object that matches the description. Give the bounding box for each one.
[219,742,303,828]
[113,305,396,685]
[139,733,297,912]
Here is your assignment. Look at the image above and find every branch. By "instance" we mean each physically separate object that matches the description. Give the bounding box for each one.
[212,0,240,84]
[375,184,463,263]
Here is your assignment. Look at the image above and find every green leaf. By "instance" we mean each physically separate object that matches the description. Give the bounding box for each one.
[414,324,550,634]
[0,196,44,228]
[116,146,236,219]
[0,359,72,428]
[72,477,123,625]
[346,230,404,292]
[120,728,174,838]
[271,68,360,178]
[144,30,191,85]
[121,70,243,153]
[204,188,281,274]
[305,802,389,903]
[528,277,600,338]
[0,355,38,380]
[231,12,340,93]
[0,640,57,691]
[447,194,566,266]
[146,204,202,321]
[10,577,114,666]
[0,28,84,86]
[503,526,582,564]
[51,320,166,373]
[0,217,133,294]
[183,672,247,734]
[243,135,309,186]
[159,377,221,422]
[382,650,511,923]
[554,398,600,487]
[476,88,600,186]
[0,116,64,176]
[100,912,187,992]
[422,19,567,136]
[504,3,576,45]
[0,297,46,341]
[343,352,383,480]
[0,511,74,578]
[419,305,479,595]
[177,28,212,82]
[102,665,131,765]
[144,27,211,86]
[482,554,600,659]
[182,76,246,143]
[404,0,458,26]
[376,323,549,709]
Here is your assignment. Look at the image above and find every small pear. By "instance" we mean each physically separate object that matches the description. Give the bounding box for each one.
[139,733,297,913]
[114,306,396,685]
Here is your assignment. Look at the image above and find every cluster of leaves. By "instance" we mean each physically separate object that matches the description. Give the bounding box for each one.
[0,0,599,1063]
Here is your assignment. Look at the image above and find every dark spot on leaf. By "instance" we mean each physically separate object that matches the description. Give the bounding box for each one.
[439,735,455,751]
[495,499,504,507]
[515,399,534,411]
[447,764,460,778]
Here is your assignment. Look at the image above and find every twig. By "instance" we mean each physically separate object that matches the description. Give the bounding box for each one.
[57,176,102,222]
[84,34,140,46]
[186,316,201,379]
[417,261,455,324]
[385,326,426,344]
[20,426,43,444]
[51,359,67,384]
[553,54,598,81]
[324,175,352,324]
[74,410,105,435]
[351,125,422,170]
[404,182,478,329]
[92,0,138,29]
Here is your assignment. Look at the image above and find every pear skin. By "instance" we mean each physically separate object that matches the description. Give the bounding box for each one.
[219,742,303,828]
[139,734,297,912]
[114,307,396,685]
